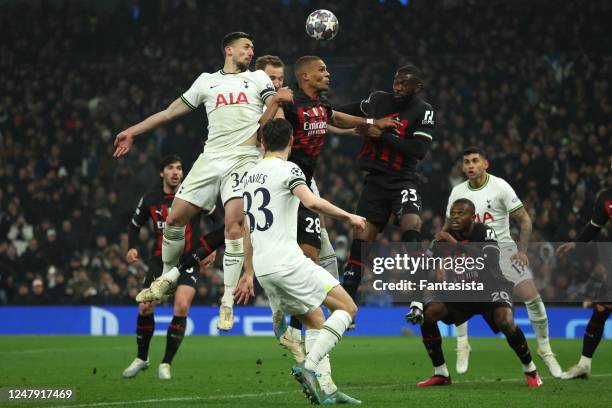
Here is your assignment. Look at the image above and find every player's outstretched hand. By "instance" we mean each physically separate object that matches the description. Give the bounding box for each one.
[276,87,294,103]
[348,214,366,232]
[233,273,255,305]
[556,242,576,257]
[113,130,134,158]
[125,248,140,264]
[435,231,457,244]
[511,250,530,267]
[373,117,402,130]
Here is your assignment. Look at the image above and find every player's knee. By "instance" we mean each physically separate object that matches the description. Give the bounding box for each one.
[139,303,154,315]
[497,317,516,335]
[224,220,242,239]
[174,299,191,316]
[400,215,421,232]
[344,301,358,319]
[166,212,186,227]
[423,305,441,323]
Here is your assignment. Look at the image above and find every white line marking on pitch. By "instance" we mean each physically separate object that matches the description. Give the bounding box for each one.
[49,373,612,408]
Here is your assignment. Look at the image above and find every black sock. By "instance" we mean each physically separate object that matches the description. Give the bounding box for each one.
[162,316,187,364]
[401,230,423,302]
[136,314,155,361]
[178,227,225,273]
[421,321,445,367]
[582,307,611,358]
[505,327,532,365]
[289,316,302,331]
[342,239,365,301]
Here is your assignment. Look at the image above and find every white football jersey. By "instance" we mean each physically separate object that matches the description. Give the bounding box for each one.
[243,157,308,277]
[181,69,275,153]
[446,173,523,242]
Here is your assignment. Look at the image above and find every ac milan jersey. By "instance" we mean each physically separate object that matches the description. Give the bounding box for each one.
[591,188,612,228]
[357,91,434,177]
[130,188,202,258]
[433,223,501,284]
[283,87,333,185]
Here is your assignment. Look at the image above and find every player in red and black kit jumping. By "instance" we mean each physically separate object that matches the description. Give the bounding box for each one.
[557,158,612,379]
[261,56,400,367]
[337,64,435,307]
[122,155,223,380]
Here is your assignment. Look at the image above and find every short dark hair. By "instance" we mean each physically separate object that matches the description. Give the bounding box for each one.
[221,32,253,55]
[159,155,183,171]
[255,55,284,71]
[294,55,322,77]
[452,198,476,214]
[397,63,424,81]
[262,119,293,152]
[463,146,486,159]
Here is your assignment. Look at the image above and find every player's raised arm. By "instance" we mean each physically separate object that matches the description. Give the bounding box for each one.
[292,184,365,232]
[259,87,293,125]
[366,107,433,160]
[331,110,400,133]
[113,97,193,158]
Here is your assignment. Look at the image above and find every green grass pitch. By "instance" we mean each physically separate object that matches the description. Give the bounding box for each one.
[1,336,611,407]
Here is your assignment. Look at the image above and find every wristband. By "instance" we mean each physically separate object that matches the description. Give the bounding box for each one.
[366,118,374,125]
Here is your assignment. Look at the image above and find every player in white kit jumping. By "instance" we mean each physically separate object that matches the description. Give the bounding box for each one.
[443,146,562,377]
[113,32,292,331]
[233,118,365,404]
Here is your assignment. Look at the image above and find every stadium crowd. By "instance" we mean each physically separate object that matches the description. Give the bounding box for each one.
[0,0,610,305]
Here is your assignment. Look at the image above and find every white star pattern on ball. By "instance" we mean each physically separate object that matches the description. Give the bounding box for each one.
[305,9,339,41]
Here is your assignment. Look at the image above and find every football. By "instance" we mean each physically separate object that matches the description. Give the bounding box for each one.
[305,9,339,40]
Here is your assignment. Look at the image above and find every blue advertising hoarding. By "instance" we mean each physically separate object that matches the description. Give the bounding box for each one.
[0,306,610,339]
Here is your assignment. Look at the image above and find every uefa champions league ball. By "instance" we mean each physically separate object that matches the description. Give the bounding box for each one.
[305,9,339,40]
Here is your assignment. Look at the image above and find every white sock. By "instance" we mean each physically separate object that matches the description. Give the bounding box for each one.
[305,329,337,395]
[579,355,592,367]
[222,238,244,307]
[434,364,449,377]
[456,322,469,348]
[304,310,352,371]
[522,361,537,373]
[525,296,551,353]
[162,225,185,275]
[286,326,302,342]
[319,229,338,279]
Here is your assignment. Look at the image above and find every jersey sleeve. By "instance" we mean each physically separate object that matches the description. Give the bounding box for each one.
[181,73,209,110]
[131,195,149,228]
[253,70,277,104]
[499,179,523,214]
[591,190,610,227]
[285,162,307,193]
[412,103,435,141]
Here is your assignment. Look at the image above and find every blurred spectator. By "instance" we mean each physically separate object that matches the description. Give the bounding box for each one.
[1,0,610,305]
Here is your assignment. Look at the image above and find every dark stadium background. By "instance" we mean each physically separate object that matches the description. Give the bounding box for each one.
[0,0,610,307]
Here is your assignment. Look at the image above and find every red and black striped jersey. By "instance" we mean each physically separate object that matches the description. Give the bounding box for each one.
[591,187,612,228]
[129,187,202,258]
[283,86,333,185]
[357,91,434,178]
